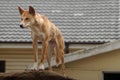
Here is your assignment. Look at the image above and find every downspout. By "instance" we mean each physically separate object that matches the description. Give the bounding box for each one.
[65,43,70,54]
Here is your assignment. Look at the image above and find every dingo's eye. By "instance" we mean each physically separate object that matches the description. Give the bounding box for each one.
[25,18,29,20]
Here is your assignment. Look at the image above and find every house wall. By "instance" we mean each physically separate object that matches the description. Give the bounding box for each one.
[0,48,36,72]
[60,49,120,80]
[0,45,79,72]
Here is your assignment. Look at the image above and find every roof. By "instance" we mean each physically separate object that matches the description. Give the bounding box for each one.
[0,0,119,43]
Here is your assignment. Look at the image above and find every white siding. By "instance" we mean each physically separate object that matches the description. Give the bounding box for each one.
[0,48,41,72]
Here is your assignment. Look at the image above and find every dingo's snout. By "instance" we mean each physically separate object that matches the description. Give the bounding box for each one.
[20,24,24,28]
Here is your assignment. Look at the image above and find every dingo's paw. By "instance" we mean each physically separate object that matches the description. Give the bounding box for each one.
[38,64,45,70]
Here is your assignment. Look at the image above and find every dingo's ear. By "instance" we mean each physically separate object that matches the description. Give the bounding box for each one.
[18,6,24,15]
[29,6,35,16]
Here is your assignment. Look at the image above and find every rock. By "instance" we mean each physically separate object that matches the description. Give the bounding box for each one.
[0,70,75,80]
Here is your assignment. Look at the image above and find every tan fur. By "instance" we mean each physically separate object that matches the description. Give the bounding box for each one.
[18,6,65,75]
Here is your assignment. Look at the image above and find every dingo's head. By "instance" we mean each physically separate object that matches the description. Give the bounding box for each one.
[18,6,36,28]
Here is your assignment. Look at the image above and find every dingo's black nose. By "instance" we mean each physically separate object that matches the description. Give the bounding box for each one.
[20,24,24,28]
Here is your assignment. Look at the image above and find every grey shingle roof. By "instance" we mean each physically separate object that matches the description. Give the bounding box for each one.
[0,0,119,43]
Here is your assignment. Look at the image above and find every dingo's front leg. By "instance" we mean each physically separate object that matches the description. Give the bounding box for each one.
[31,40,39,70]
[30,32,39,70]
[27,40,39,70]
[39,40,49,70]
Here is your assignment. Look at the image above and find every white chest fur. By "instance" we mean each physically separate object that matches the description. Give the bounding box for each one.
[30,27,46,40]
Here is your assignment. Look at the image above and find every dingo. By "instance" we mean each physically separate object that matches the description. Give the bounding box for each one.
[18,6,65,75]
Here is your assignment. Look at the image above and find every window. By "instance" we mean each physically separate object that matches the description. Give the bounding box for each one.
[103,72,120,80]
[0,60,5,72]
